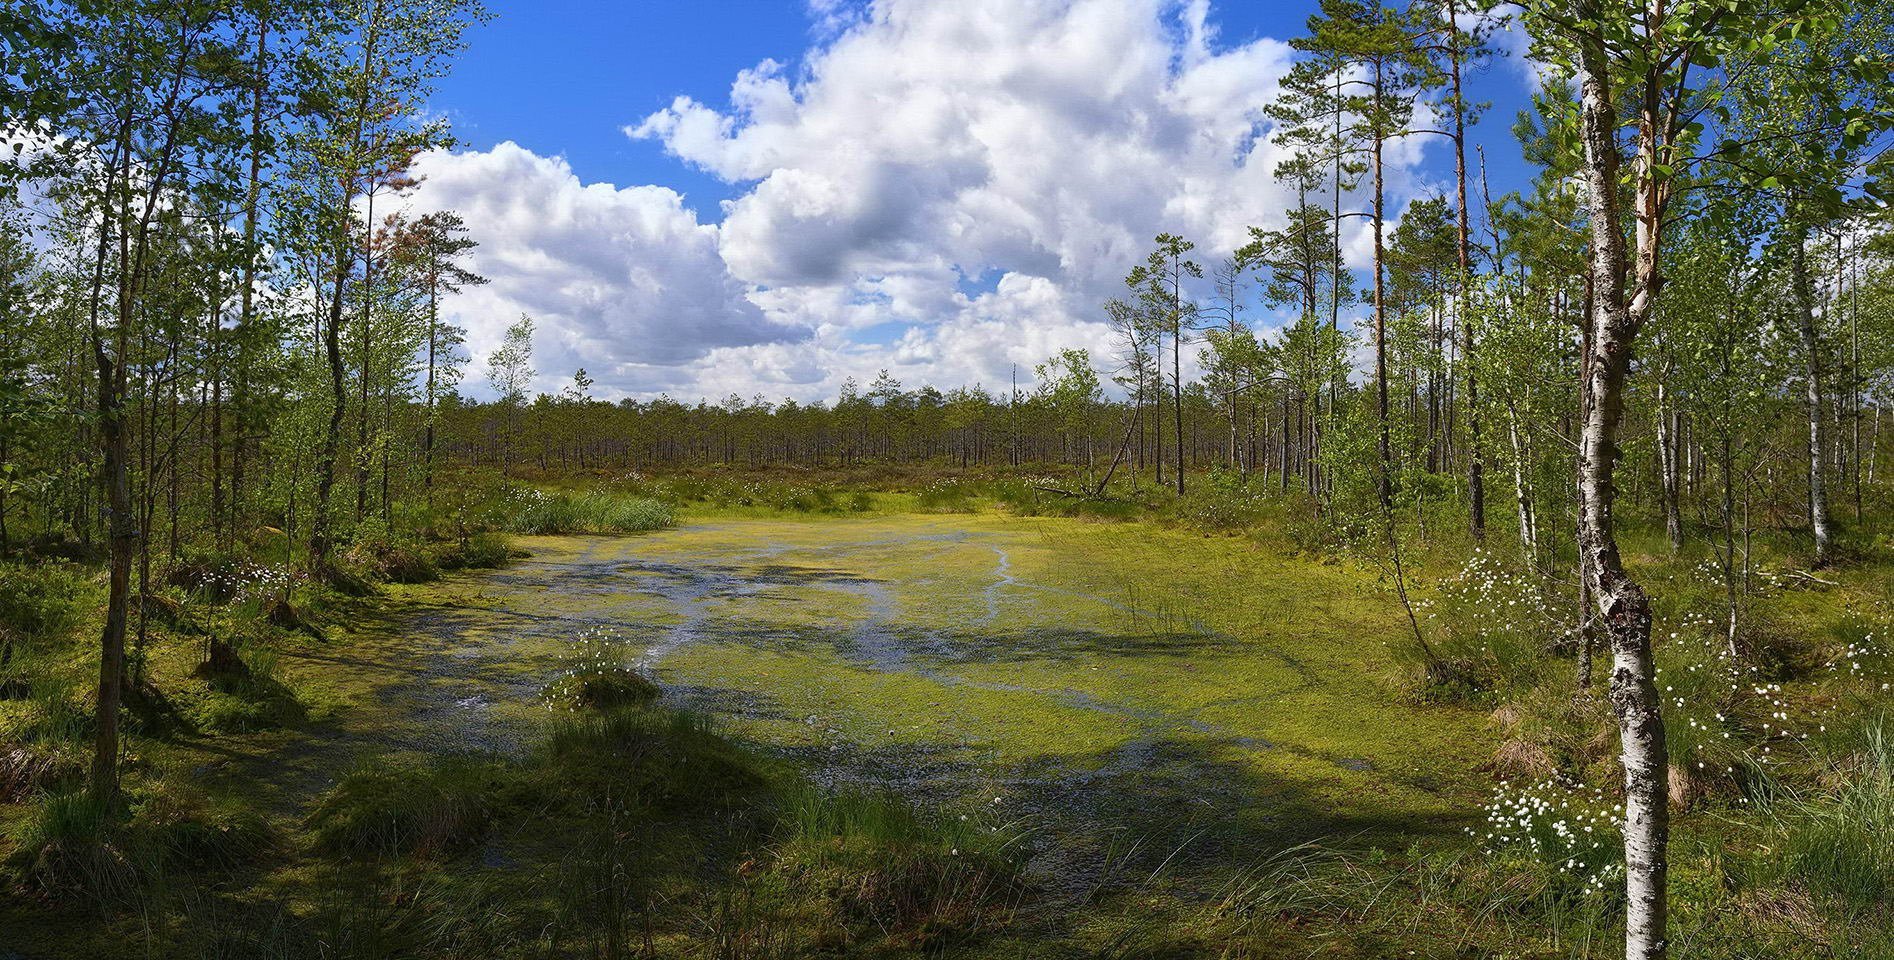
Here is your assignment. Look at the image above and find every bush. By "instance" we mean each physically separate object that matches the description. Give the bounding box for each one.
[1474,778,1624,906]
[0,741,83,805]
[1174,468,1269,530]
[541,708,766,811]
[542,667,660,711]
[1414,548,1554,698]
[581,492,675,532]
[541,625,659,712]
[184,642,303,733]
[915,479,976,512]
[496,486,675,535]
[5,685,95,748]
[130,784,275,871]
[341,524,440,584]
[1653,615,1753,803]
[435,531,510,570]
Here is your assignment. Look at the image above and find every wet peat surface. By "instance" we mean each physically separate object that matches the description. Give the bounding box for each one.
[358,515,1483,897]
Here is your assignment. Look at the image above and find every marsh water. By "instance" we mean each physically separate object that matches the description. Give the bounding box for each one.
[365,515,1480,885]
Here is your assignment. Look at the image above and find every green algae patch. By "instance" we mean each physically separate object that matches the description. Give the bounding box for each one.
[412,513,1489,862]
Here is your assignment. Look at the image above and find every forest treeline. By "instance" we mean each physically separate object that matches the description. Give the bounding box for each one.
[3,1,1894,958]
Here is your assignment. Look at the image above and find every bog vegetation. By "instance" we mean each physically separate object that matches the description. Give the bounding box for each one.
[2,0,1894,958]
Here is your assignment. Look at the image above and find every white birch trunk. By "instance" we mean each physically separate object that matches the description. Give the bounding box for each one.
[1572,12,1670,955]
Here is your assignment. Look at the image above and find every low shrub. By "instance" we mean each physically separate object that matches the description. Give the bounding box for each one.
[1413,548,1554,698]
[540,708,767,811]
[1473,778,1625,906]
[435,531,510,570]
[184,643,303,734]
[0,561,91,653]
[1653,615,1753,803]
[497,486,675,535]
[1484,691,1617,786]
[542,666,660,711]
[914,479,976,512]
[1173,467,1270,530]
[5,685,95,746]
[541,625,659,712]
[341,525,440,584]
[0,741,82,804]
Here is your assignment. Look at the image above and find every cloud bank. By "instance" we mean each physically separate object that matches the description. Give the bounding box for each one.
[416,0,1439,401]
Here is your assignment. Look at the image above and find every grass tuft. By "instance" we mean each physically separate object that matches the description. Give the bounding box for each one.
[541,666,660,711]
[5,790,138,902]
[1764,715,1894,905]
[306,755,511,859]
[540,707,767,811]
[744,786,1026,951]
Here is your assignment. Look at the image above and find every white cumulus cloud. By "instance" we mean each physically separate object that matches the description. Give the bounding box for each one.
[419,0,1449,401]
[400,142,801,397]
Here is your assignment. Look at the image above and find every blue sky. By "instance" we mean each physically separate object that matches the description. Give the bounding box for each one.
[414,0,1546,402]
[433,1,814,220]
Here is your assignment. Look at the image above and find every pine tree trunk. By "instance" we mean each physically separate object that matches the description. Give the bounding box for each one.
[1371,65,1392,509]
[1449,0,1486,541]
[1173,268,1186,496]
[231,21,267,539]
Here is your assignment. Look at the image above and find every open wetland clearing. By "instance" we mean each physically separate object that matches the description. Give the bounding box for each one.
[11,2,1894,953]
[378,517,1484,862]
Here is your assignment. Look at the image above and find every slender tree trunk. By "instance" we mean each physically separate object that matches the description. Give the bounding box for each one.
[1504,395,1539,564]
[1790,223,1833,567]
[88,180,130,800]
[208,289,224,545]
[1173,275,1185,496]
[356,190,376,521]
[1574,21,1669,957]
[424,279,438,503]
[1371,66,1393,509]
[1657,380,1682,552]
[313,5,381,575]
[1448,0,1486,541]
[231,21,267,537]
[1848,236,1862,521]
[1575,268,1596,691]
[92,52,190,796]
[312,242,349,574]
